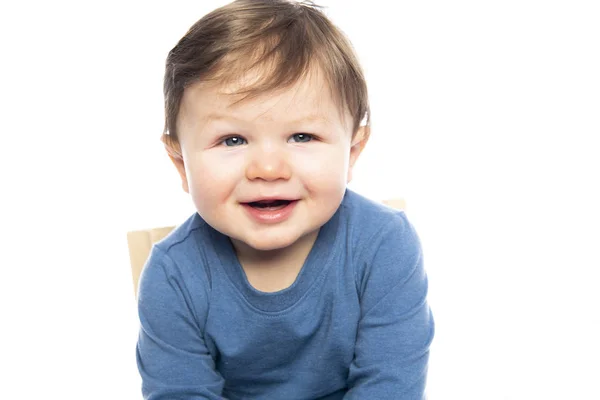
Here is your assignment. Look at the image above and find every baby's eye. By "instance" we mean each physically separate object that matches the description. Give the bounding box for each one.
[289,133,314,143]
[221,136,247,147]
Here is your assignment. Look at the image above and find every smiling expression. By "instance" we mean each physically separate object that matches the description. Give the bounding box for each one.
[170,68,367,260]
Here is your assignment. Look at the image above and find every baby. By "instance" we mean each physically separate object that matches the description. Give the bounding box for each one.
[136,1,434,398]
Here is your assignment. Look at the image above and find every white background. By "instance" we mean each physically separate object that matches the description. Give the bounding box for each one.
[1,0,599,398]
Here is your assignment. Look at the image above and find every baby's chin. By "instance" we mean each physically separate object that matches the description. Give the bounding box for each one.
[238,236,301,253]
[228,230,318,259]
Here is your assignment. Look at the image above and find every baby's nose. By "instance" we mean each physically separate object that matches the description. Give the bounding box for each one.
[245,146,292,181]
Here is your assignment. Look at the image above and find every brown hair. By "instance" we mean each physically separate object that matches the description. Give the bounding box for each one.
[162,0,370,158]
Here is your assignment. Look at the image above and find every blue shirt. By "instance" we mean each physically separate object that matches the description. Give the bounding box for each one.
[137,190,434,399]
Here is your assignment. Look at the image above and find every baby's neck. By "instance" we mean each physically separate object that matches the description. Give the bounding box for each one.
[231,230,319,292]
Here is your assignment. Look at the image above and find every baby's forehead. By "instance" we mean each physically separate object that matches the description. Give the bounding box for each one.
[183,70,349,125]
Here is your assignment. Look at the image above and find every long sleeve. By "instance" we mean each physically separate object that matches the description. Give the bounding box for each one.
[345,216,435,399]
[136,245,225,400]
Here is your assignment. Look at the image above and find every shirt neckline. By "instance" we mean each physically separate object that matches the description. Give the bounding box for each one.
[206,206,342,313]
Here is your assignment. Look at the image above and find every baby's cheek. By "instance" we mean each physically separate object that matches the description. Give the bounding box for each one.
[297,147,346,171]
[313,152,348,179]
[186,166,230,210]
[190,153,240,183]
[302,161,348,199]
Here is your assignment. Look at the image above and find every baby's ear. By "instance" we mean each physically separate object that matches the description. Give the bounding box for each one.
[162,135,189,193]
[347,126,370,183]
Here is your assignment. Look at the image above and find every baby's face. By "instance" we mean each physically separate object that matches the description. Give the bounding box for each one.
[173,68,364,254]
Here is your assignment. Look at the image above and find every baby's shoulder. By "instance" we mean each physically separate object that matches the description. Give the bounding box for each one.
[338,190,421,276]
[339,191,423,295]
[144,213,214,285]
[154,213,207,250]
[137,214,213,329]
[340,190,413,243]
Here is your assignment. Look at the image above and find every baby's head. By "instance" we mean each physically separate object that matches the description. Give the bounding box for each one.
[163,0,371,254]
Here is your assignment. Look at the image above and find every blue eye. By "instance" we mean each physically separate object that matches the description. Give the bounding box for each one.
[289,133,314,143]
[222,136,247,147]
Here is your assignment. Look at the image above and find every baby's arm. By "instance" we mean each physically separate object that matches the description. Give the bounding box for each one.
[345,216,435,399]
[136,246,224,399]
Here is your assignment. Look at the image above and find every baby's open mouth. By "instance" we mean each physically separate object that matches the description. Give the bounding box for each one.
[246,200,294,210]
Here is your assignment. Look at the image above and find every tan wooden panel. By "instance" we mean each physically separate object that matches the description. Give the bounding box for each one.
[127,226,175,297]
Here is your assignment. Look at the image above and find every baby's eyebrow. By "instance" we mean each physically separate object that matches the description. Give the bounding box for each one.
[288,114,331,125]
[204,113,243,123]
[204,112,331,126]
